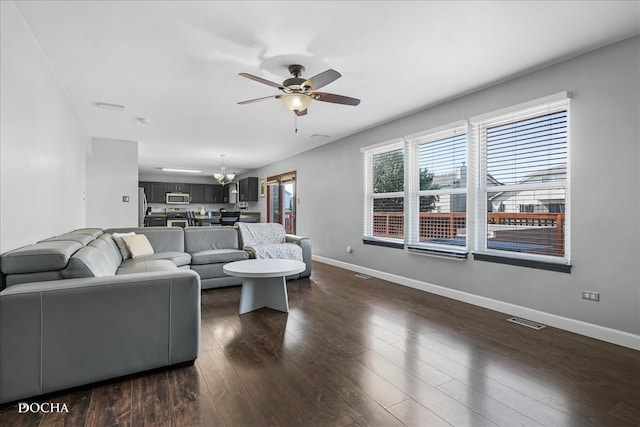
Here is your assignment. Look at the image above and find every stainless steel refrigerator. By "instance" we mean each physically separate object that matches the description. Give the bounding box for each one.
[138,187,148,227]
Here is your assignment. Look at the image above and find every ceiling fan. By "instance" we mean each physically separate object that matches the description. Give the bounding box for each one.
[237,64,360,116]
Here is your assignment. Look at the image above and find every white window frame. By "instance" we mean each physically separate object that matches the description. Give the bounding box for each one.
[471,92,571,266]
[362,138,405,245]
[405,121,469,257]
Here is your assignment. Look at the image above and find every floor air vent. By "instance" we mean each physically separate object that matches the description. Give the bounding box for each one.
[507,317,546,330]
[355,273,372,279]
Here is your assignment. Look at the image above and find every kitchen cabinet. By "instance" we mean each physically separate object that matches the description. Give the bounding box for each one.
[140,181,167,203]
[167,183,190,193]
[203,184,215,203]
[238,177,259,202]
[144,215,167,227]
[189,184,205,203]
[223,184,233,203]
[203,184,226,203]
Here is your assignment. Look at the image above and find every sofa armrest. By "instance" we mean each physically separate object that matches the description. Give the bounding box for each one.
[286,234,312,278]
[0,270,201,404]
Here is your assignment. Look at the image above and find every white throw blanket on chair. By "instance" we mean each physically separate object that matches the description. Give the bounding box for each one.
[237,222,303,261]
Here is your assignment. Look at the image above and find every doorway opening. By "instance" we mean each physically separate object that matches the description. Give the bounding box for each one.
[267,171,297,234]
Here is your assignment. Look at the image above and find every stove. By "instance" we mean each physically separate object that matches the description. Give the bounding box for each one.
[165,209,190,227]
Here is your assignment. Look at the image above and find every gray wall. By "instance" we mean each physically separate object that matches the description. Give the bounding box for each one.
[0,2,89,253]
[248,36,640,336]
[86,137,139,228]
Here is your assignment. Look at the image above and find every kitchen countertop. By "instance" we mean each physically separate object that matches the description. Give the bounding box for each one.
[194,211,260,219]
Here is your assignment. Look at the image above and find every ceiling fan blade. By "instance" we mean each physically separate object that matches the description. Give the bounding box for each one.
[237,95,281,105]
[312,92,361,106]
[238,73,283,89]
[295,108,308,117]
[303,69,341,90]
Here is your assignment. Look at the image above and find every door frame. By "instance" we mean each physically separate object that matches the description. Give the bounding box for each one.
[266,171,297,234]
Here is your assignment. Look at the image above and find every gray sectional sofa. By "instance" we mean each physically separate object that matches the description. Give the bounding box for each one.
[0,225,312,405]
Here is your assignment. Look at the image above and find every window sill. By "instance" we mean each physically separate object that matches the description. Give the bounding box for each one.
[472,252,571,273]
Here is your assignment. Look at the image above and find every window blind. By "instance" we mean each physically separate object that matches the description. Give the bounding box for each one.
[363,141,405,242]
[406,123,468,254]
[474,94,570,263]
[485,111,567,187]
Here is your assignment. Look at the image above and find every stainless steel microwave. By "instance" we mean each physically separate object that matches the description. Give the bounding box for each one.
[166,193,190,204]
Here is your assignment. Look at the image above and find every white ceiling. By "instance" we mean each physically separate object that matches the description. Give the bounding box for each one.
[14,1,640,177]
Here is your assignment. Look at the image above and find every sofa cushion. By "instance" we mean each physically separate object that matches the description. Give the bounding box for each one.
[5,271,65,287]
[64,247,116,278]
[122,234,154,259]
[62,234,122,278]
[116,259,178,275]
[184,227,240,253]
[119,251,191,268]
[190,249,249,265]
[69,228,105,238]
[1,241,83,275]
[40,234,96,246]
[105,227,185,253]
[95,234,124,265]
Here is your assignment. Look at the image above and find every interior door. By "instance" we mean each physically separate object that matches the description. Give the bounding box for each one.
[267,171,296,234]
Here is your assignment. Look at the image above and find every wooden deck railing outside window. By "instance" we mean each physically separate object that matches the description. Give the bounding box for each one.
[372,212,565,256]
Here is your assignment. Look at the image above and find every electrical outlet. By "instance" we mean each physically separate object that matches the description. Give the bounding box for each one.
[581,291,600,301]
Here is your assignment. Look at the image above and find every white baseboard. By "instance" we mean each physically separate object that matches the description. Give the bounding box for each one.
[312,255,640,351]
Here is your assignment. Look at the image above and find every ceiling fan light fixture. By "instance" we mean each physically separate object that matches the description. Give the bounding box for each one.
[281,93,312,112]
[238,65,360,118]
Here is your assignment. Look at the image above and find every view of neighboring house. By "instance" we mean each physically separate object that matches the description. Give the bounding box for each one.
[490,167,567,214]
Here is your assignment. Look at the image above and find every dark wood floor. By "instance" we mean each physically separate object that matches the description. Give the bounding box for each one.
[2,261,639,426]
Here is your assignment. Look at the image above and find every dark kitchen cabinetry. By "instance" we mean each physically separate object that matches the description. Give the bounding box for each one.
[144,215,168,227]
[189,184,205,203]
[238,177,259,202]
[203,184,215,203]
[203,184,227,203]
[140,181,235,204]
[166,183,190,193]
[140,182,167,203]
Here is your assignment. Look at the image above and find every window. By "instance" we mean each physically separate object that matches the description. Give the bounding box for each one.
[405,122,468,255]
[362,92,570,270]
[472,93,570,266]
[362,140,405,246]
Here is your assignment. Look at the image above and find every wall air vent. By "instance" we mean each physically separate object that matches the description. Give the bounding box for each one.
[406,245,468,260]
[507,317,546,330]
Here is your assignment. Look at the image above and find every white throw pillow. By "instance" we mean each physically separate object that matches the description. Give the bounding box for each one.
[112,232,136,260]
[121,234,154,259]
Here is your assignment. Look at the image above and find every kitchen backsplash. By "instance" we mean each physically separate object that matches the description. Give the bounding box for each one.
[147,202,259,213]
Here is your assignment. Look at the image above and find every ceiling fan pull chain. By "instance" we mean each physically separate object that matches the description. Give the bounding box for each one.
[294,114,298,133]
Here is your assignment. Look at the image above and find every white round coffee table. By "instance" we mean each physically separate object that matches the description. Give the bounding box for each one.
[223,259,306,315]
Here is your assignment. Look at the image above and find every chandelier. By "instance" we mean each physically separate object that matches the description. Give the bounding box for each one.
[213,154,235,185]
